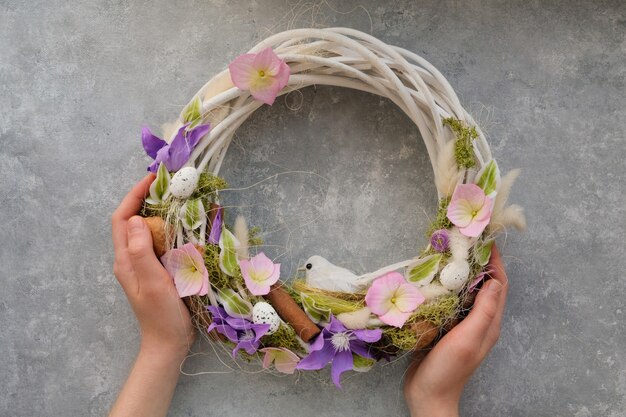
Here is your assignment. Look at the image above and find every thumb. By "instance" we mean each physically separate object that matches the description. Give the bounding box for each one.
[127,216,169,284]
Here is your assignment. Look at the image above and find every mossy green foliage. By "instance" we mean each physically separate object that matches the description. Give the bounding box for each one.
[261,324,305,354]
[426,197,453,239]
[248,226,264,247]
[383,327,418,351]
[141,200,171,218]
[192,173,228,199]
[443,117,478,169]
[411,295,460,326]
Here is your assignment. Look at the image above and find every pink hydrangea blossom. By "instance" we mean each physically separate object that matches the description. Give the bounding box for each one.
[161,243,209,297]
[446,183,495,237]
[365,272,424,328]
[239,252,280,295]
[228,47,290,105]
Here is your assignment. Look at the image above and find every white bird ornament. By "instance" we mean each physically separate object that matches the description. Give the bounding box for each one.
[301,255,417,293]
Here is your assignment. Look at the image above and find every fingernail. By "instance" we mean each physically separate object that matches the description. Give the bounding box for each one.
[128,216,144,231]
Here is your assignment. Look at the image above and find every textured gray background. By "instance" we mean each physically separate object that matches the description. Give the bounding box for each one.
[1,1,625,416]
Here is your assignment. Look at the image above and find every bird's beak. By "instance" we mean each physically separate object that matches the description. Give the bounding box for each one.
[297,266,306,272]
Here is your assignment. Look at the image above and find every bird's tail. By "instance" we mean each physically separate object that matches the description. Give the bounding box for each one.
[354,258,418,287]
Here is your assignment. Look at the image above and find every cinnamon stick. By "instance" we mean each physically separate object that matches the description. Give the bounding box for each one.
[264,283,321,342]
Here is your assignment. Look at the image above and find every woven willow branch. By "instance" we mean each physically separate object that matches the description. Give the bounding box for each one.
[173,27,490,238]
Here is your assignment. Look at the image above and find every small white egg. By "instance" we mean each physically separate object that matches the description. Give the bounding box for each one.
[439,260,470,291]
[170,167,199,199]
[252,302,281,335]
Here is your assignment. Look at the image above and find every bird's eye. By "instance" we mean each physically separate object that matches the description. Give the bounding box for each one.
[306,263,312,270]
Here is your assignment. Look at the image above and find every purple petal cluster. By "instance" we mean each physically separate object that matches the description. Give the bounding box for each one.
[142,123,210,173]
[207,306,270,358]
[296,315,382,388]
[430,229,450,252]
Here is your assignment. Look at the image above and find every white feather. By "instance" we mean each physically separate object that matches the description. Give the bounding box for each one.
[492,169,521,220]
[490,204,527,233]
[419,283,452,301]
[234,215,249,260]
[336,307,373,330]
[448,227,474,261]
[434,140,461,197]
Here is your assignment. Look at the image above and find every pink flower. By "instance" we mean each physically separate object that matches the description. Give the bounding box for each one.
[259,347,300,374]
[161,243,209,297]
[228,47,290,105]
[365,272,425,328]
[239,252,280,295]
[446,183,495,237]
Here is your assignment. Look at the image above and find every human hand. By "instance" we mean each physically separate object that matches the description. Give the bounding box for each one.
[111,175,196,360]
[403,245,509,417]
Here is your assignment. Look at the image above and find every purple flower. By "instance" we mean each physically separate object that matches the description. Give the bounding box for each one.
[207,306,270,358]
[296,315,383,388]
[207,205,223,245]
[142,123,210,173]
[430,229,450,252]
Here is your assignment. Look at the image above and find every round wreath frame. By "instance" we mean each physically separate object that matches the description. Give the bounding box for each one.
[139,27,525,385]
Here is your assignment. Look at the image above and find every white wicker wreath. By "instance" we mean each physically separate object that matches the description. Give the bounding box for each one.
[139,27,525,387]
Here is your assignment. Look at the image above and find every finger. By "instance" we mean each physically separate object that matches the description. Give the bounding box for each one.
[112,174,155,252]
[455,278,503,344]
[126,216,170,292]
[487,244,509,326]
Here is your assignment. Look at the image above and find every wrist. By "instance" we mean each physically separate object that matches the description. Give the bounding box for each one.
[139,338,189,365]
[407,394,460,417]
[409,404,459,417]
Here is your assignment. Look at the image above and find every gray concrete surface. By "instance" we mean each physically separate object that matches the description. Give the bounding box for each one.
[1,1,625,416]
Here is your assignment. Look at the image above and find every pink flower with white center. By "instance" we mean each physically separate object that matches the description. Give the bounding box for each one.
[161,243,209,298]
[228,47,290,105]
[239,252,281,295]
[446,183,495,237]
[365,272,425,328]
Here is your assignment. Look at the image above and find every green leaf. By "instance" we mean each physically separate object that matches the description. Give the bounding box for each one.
[352,354,376,372]
[218,228,240,276]
[301,293,332,324]
[180,198,205,230]
[146,162,171,204]
[217,287,252,319]
[406,254,442,286]
[182,97,202,127]
[475,159,500,195]
[474,238,495,266]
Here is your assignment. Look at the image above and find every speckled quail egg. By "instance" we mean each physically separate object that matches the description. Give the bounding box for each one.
[170,167,199,199]
[252,302,281,335]
[439,260,471,291]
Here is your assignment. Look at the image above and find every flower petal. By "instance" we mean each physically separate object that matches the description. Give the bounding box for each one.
[249,80,282,105]
[474,193,495,222]
[296,343,335,371]
[228,53,257,90]
[330,349,354,388]
[349,341,376,359]
[207,205,223,244]
[452,183,486,210]
[141,126,167,159]
[167,125,194,171]
[185,124,211,149]
[393,284,424,313]
[365,272,405,315]
[459,216,490,237]
[260,348,300,374]
[353,328,383,343]
[161,245,208,297]
[447,198,474,227]
[378,306,412,328]
[253,48,281,74]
